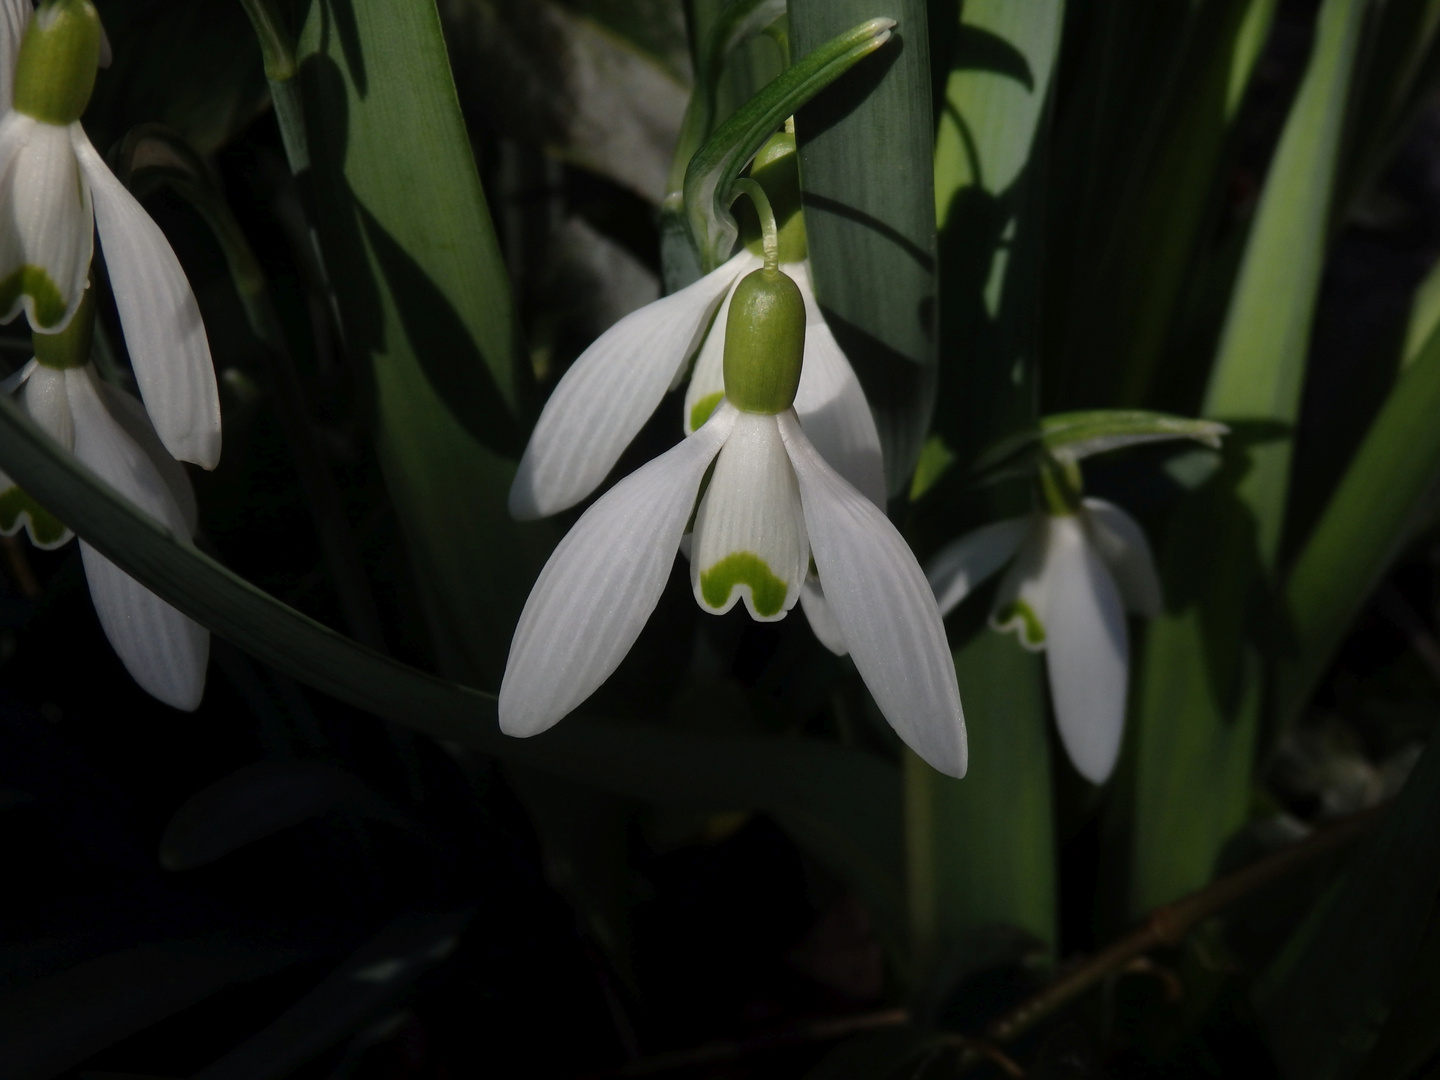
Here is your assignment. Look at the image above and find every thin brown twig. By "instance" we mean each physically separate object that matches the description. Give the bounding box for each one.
[941,1036,1025,1077]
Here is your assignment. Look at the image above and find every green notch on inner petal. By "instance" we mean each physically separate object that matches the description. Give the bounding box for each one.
[701,552,788,617]
[0,265,68,328]
[689,392,724,432]
[993,600,1046,649]
[0,486,69,547]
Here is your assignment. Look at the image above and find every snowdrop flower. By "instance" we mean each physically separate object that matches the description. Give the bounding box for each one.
[926,465,1160,783]
[501,262,965,778]
[0,287,208,709]
[509,132,884,521]
[0,0,219,467]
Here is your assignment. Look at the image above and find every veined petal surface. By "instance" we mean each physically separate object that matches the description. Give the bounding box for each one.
[1042,514,1128,784]
[0,0,32,116]
[18,363,74,451]
[927,515,1031,617]
[799,578,847,656]
[500,406,736,736]
[510,250,753,520]
[76,131,221,469]
[68,366,209,710]
[778,410,966,778]
[790,262,885,508]
[0,116,92,331]
[1082,497,1162,617]
[691,411,808,621]
[682,251,763,434]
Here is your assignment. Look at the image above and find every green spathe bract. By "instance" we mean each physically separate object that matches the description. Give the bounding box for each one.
[33,283,93,369]
[700,551,789,617]
[723,268,805,415]
[739,132,808,265]
[13,0,101,126]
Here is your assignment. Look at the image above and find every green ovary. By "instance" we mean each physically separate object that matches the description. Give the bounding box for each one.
[994,600,1046,649]
[689,392,724,431]
[0,487,68,547]
[0,265,68,328]
[700,552,789,618]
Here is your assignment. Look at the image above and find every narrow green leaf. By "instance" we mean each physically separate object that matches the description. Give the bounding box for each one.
[790,0,937,494]
[1275,305,1440,729]
[972,410,1229,477]
[1257,735,1440,1080]
[907,0,1063,977]
[683,16,895,269]
[1124,0,1370,915]
[295,0,548,686]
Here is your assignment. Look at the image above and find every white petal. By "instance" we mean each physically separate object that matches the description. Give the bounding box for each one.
[990,523,1051,651]
[75,130,221,468]
[17,363,74,450]
[790,262,886,508]
[926,516,1030,617]
[0,0,32,116]
[1042,514,1128,784]
[0,355,36,395]
[777,410,966,778]
[0,361,71,548]
[67,366,209,710]
[0,117,92,331]
[681,253,765,434]
[1082,498,1162,617]
[800,578,847,656]
[510,250,755,520]
[92,373,199,532]
[690,410,808,621]
[500,405,737,736]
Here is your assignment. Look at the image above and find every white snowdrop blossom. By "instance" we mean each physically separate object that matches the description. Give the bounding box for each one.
[501,266,966,778]
[508,137,885,522]
[0,302,208,708]
[926,498,1161,784]
[0,0,220,467]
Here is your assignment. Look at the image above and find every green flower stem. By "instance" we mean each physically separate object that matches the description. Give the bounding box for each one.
[730,178,778,270]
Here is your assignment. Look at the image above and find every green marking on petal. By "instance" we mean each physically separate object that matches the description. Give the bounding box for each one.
[0,264,69,329]
[700,551,789,617]
[689,391,724,432]
[993,600,1046,650]
[0,486,69,547]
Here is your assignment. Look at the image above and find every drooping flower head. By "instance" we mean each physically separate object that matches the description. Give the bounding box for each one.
[926,454,1160,783]
[0,0,220,467]
[501,255,966,778]
[508,131,886,522]
[0,284,208,709]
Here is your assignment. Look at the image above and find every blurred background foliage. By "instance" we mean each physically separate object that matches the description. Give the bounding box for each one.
[4,0,1440,1077]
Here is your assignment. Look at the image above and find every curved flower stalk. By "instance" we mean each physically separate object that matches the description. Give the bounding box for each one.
[501,263,965,778]
[926,471,1161,784]
[0,0,220,468]
[509,132,884,521]
[0,289,207,709]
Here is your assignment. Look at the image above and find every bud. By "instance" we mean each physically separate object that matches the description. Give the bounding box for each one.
[723,267,805,415]
[13,0,102,126]
[33,281,93,369]
[739,132,807,264]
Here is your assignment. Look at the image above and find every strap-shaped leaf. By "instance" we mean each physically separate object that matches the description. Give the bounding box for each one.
[683,16,894,269]
[972,409,1229,477]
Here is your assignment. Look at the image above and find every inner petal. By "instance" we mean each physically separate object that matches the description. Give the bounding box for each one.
[690,411,809,621]
[990,522,1051,650]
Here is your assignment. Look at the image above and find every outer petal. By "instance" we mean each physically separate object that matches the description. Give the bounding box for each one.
[690,411,808,621]
[67,366,209,710]
[0,0,32,116]
[510,250,754,520]
[500,405,737,736]
[800,579,847,656]
[790,262,886,509]
[778,410,966,778]
[682,249,763,434]
[926,515,1031,617]
[1042,514,1128,784]
[1082,497,1162,617]
[1,360,72,548]
[0,117,92,331]
[75,131,221,469]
